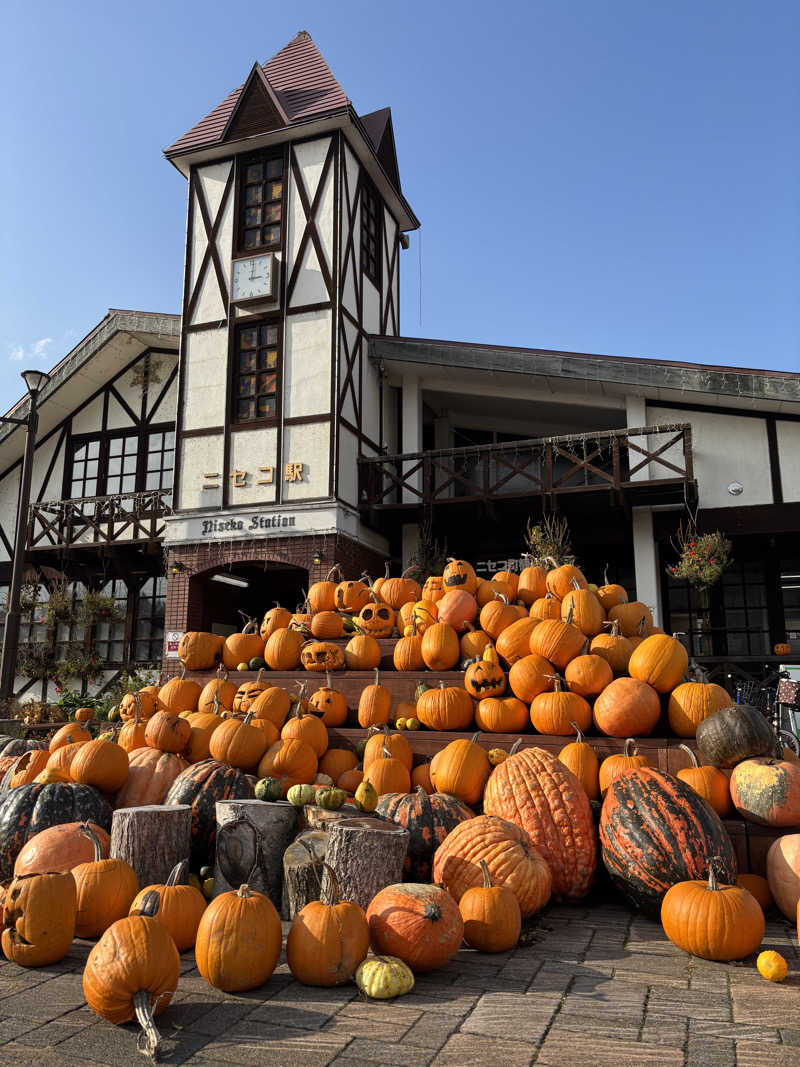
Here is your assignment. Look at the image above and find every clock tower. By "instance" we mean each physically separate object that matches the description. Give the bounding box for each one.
[161,31,418,638]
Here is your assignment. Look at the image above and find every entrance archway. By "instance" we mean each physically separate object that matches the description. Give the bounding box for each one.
[191,561,309,637]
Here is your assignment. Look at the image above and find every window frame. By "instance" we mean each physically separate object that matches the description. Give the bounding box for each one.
[360,177,382,289]
[230,316,283,428]
[63,424,175,500]
[234,148,288,259]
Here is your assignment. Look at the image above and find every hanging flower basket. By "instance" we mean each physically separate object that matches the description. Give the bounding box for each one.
[667,522,733,589]
[80,592,123,625]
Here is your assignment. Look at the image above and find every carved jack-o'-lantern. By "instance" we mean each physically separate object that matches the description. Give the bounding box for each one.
[357,599,396,638]
[300,641,346,673]
[464,648,507,699]
[443,559,478,594]
[334,580,371,614]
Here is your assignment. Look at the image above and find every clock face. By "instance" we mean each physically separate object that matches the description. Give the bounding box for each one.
[232,254,275,302]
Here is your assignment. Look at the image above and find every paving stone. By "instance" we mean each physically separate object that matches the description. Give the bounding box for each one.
[13,1021,91,1048]
[459,992,554,1043]
[779,1028,800,1045]
[647,986,731,1020]
[0,1016,45,1045]
[731,980,800,1025]
[248,1002,340,1032]
[690,1018,780,1043]
[561,976,648,1016]
[536,1030,684,1065]
[336,1001,421,1026]
[321,1013,415,1043]
[330,1038,435,1066]
[639,1011,688,1047]
[549,1008,642,1041]
[736,1041,800,1067]
[455,975,530,993]
[196,1020,351,1066]
[398,991,480,1016]
[433,1033,535,1066]
[166,997,255,1035]
[686,1036,735,1066]
[0,1045,69,1066]
[401,1013,459,1049]
[56,1023,169,1066]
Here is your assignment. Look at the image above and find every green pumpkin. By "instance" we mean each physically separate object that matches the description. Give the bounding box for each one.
[316,787,346,810]
[354,739,368,760]
[199,865,214,881]
[255,777,284,802]
[287,783,317,807]
[249,656,267,671]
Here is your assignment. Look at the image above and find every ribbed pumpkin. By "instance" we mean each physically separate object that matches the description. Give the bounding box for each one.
[307,566,341,614]
[459,859,522,952]
[416,684,474,731]
[327,631,370,671]
[363,744,411,796]
[737,873,772,912]
[546,564,587,600]
[432,734,490,806]
[45,742,83,778]
[598,738,651,796]
[208,712,270,772]
[308,675,348,727]
[164,760,254,868]
[564,654,613,699]
[248,685,292,730]
[231,670,271,715]
[367,883,464,972]
[464,647,506,699]
[196,883,282,992]
[528,610,585,671]
[676,744,731,817]
[287,859,370,985]
[185,704,226,764]
[281,704,328,758]
[145,711,191,754]
[259,603,293,639]
[608,600,653,636]
[421,622,461,670]
[661,861,764,961]
[393,620,425,671]
[593,677,661,737]
[560,582,606,637]
[599,767,737,913]
[529,676,591,735]
[483,747,596,900]
[410,763,433,794]
[432,813,551,917]
[508,653,555,703]
[257,738,318,794]
[310,610,345,640]
[13,820,110,876]
[475,696,529,734]
[558,725,600,801]
[363,726,413,773]
[376,786,474,881]
[668,678,732,737]
[115,749,188,808]
[495,617,538,667]
[5,749,50,789]
[318,748,358,783]
[695,703,776,768]
[357,669,391,729]
[2,870,77,967]
[479,595,519,640]
[338,766,364,793]
[118,708,148,754]
[129,860,206,952]
[157,665,202,715]
[629,633,688,694]
[460,625,493,662]
[378,566,422,611]
[72,823,139,939]
[596,582,628,612]
[517,563,548,606]
[176,631,224,671]
[530,592,562,621]
[765,834,800,919]
[70,740,129,793]
[49,720,92,753]
[729,757,800,826]
[262,627,303,670]
[222,618,265,670]
[436,589,479,634]
[590,620,634,674]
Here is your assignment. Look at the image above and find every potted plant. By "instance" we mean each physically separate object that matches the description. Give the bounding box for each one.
[667,522,733,589]
[44,582,75,626]
[524,514,575,567]
[16,642,58,681]
[80,591,123,625]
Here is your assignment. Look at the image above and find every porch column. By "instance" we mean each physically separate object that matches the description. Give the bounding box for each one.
[632,507,662,627]
[433,415,453,498]
[401,375,423,503]
[626,395,649,482]
[401,524,420,570]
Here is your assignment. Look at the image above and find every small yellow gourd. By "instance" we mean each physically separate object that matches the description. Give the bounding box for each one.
[354,780,378,812]
[355,954,415,999]
[757,950,788,982]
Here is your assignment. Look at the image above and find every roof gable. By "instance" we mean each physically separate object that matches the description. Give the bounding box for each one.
[360,108,401,193]
[222,63,289,142]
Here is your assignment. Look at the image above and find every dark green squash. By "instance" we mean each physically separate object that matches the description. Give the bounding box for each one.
[599,767,736,914]
[695,702,775,768]
[0,782,113,880]
[255,777,284,802]
[376,785,474,881]
[0,737,47,759]
[164,759,254,868]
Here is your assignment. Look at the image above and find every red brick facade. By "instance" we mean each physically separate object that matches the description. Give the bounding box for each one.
[162,532,387,677]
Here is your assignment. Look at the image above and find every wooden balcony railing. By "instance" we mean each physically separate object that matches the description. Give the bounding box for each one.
[359,423,695,511]
[29,488,172,549]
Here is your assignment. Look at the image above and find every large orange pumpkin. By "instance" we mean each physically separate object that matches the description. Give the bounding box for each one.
[495,617,538,667]
[436,590,479,634]
[221,618,265,670]
[415,684,474,731]
[442,559,478,595]
[546,564,587,600]
[483,746,596,900]
[264,627,304,670]
[366,883,464,972]
[71,740,129,793]
[257,738,318,793]
[508,653,555,704]
[307,566,342,614]
[529,677,591,735]
[629,633,688,694]
[528,611,585,671]
[517,563,547,606]
[432,734,490,806]
[593,677,661,737]
[157,665,202,715]
[558,726,600,801]
[13,821,111,876]
[115,749,189,808]
[668,679,731,738]
[590,620,634,674]
[177,631,224,671]
[421,623,461,671]
[145,711,191,754]
[608,601,653,637]
[676,744,731,817]
[564,654,613,699]
[560,583,606,637]
[49,720,92,753]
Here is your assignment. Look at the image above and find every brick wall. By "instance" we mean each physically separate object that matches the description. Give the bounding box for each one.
[162,532,387,677]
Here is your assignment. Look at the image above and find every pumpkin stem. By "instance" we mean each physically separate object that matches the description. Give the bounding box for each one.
[136,889,162,918]
[178,660,187,681]
[509,738,523,755]
[237,883,252,898]
[569,721,585,743]
[325,671,332,689]
[706,856,724,893]
[165,860,188,887]
[603,564,610,586]
[565,602,575,627]
[79,821,103,862]
[678,743,700,769]
[238,611,258,634]
[212,690,220,717]
[324,565,343,582]
[374,668,380,686]
[545,673,563,692]
[133,989,168,1060]
[479,858,493,889]
[602,619,621,637]
[623,738,639,757]
[470,731,481,744]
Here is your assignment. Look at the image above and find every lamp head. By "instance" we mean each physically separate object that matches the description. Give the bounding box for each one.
[21,369,51,397]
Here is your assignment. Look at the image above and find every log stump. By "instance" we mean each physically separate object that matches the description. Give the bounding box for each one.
[110,804,192,888]
[322,818,409,911]
[282,830,328,920]
[302,804,374,831]
[214,800,297,907]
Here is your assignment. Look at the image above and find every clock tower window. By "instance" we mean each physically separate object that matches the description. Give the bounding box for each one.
[234,320,281,423]
[238,151,285,253]
[360,178,382,287]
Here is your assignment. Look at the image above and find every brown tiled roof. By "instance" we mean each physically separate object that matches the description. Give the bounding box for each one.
[166,31,350,157]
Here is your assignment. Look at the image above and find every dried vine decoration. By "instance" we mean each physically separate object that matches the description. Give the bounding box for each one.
[406,518,449,584]
[524,513,575,568]
[667,520,732,589]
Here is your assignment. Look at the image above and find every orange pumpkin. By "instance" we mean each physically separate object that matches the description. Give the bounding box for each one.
[308,674,348,727]
[460,625,493,662]
[529,676,591,735]
[442,559,478,595]
[145,711,191,754]
[590,620,634,674]
[437,589,479,634]
[730,757,800,826]
[367,883,463,971]
[222,617,265,670]
[598,738,650,795]
[363,744,411,796]
[248,686,292,731]
[560,582,606,637]
[528,609,585,670]
[71,740,129,793]
[668,677,731,737]
[157,665,201,715]
[259,603,293,640]
[432,733,490,805]
[546,564,587,600]
[608,601,654,637]
[177,631,224,671]
[508,653,555,703]
[479,596,519,640]
[357,669,391,729]
[258,738,318,793]
[209,712,270,772]
[629,633,689,694]
[307,566,342,614]
[281,703,329,758]
[421,623,460,670]
[198,667,238,715]
[49,720,92,753]
[558,725,600,801]
[677,744,731,817]
[334,578,371,614]
[416,684,474,731]
[564,653,613,699]
[363,726,413,773]
[593,677,661,737]
[264,628,304,670]
[475,696,529,734]
[517,562,548,605]
[378,566,422,611]
[344,634,381,671]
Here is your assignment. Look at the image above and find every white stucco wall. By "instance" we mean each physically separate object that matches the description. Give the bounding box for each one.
[0,468,20,562]
[189,161,233,325]
[647,406,773,508]
[282,422,330,500]
[70,395,104,436]
[284,311,332,419]
[177,433,225,510]
[230,427,278,505]
[288,138,333,308]
[777,421,800,502]
[337,426,359,507]
[181,329,228,431]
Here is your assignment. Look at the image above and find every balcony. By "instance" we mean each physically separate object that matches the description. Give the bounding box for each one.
[29,488,172,550]
[358,423,696,519]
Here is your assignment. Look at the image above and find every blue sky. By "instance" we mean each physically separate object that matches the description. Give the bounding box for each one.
[1,0,797,405]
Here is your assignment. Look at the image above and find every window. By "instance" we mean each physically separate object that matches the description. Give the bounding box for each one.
[239,153,284,252]
[360,180,381,286]
[53,582,86,659]
[135,577,165,662]
[234,321,280,423]
[93,580,128,663]
[66,427,173,499]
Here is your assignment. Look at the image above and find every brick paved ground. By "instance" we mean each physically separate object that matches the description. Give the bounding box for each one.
[0,902,798,1065]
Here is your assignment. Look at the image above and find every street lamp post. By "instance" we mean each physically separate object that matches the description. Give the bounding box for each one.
[0,369,51,701]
